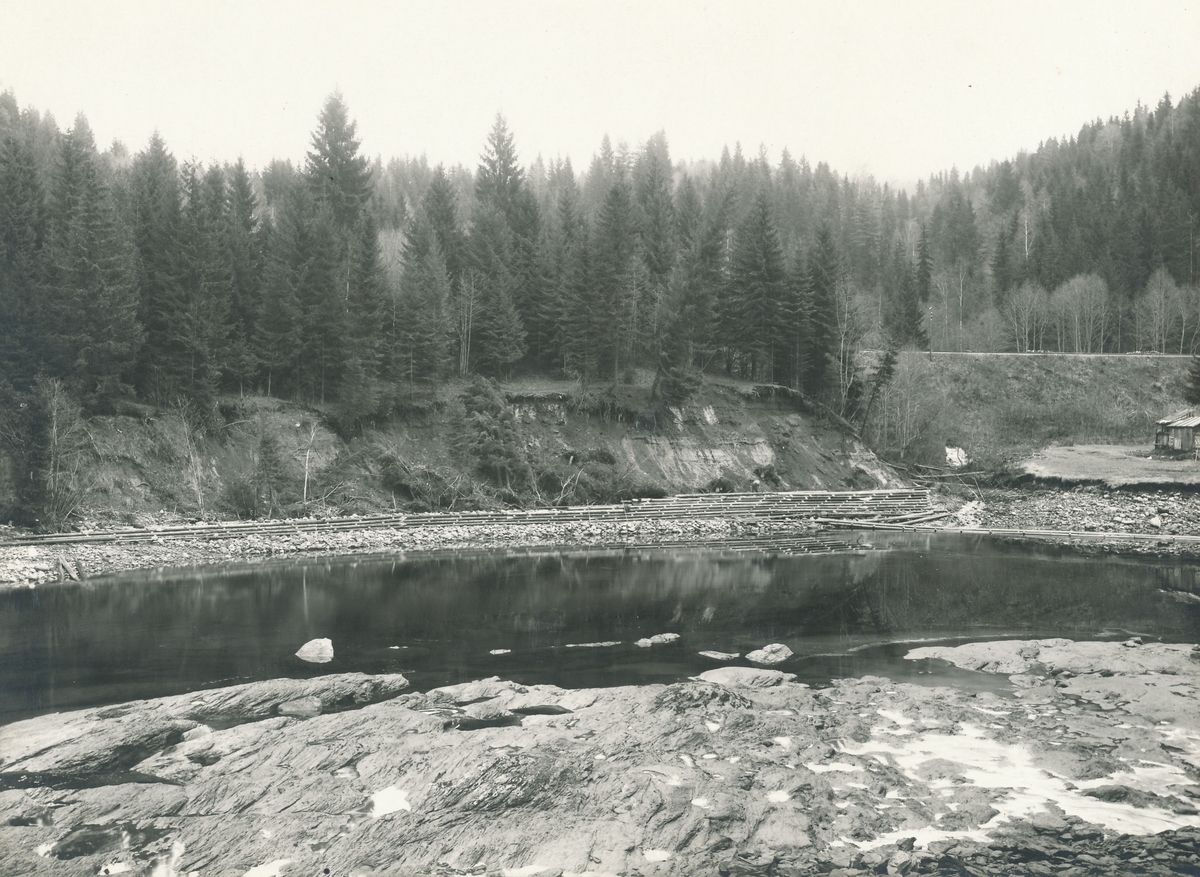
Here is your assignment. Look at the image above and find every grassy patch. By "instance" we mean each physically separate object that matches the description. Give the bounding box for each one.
[866,353,1190,469]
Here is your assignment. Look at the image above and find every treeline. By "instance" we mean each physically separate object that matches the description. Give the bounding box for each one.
[2,87,1199,430]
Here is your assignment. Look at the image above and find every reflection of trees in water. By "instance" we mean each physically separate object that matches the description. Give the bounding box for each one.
[5,543,1200,719]
[837,548,1200,637]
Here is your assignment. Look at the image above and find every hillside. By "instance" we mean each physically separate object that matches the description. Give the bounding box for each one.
[0,373,899,529]
[867,352,1191,469]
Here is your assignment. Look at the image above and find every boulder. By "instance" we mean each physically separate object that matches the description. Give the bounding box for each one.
[295,637,334,663]
[745,643,793,665]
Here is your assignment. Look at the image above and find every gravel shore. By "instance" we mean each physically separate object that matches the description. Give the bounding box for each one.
[6,486,1200,589]
[0,516,824,589]
[950,486,1200,557]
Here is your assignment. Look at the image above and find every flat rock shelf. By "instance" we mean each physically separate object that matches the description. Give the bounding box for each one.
[1,640,1198,876]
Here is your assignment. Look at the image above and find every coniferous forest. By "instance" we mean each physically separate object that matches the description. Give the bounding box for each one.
[1,87,1199,443]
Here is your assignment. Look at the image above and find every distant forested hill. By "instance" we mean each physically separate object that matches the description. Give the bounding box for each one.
[1,86,1198,431]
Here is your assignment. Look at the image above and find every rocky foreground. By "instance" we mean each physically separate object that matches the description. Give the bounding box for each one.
[2,639,1199,876]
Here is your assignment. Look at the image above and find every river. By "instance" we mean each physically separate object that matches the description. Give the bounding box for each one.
[3,532,1199,722]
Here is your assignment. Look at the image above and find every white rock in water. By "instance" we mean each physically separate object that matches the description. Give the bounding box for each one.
[746,643,792,665]
[635,633,681,648]
[698,650,740,661]
[295,638,334,663]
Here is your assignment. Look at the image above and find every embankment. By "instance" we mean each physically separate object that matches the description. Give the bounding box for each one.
[0,376,899,531]
[872,352,1190,468]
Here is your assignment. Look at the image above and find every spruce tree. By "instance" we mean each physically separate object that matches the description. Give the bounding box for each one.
[48,116,141,405]
[916,223,932,303]
[225,158,262,391]
[727,190,787,382]
[882,242,927,349]
[304,92,372,230]
[0,129,47,391]
[422,166,465,289]
[592,174,639,378]
[805,224,840,396]
[172,162,232,410]
[131,132,184,401]
[394,219,451,392]
[299,204,345,403]
[466,205,525,377]
[257,186,306,397]
[635,133,676,290]
[475,114,525,225]
[337,209,388,417]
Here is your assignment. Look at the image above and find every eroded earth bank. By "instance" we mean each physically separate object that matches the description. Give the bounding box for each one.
[2,639,1199,877]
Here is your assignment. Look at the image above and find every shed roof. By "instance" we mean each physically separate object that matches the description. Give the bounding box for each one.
[1165,415,1200,429]
[1158,409,1195,425]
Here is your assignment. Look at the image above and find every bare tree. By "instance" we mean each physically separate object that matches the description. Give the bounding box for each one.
[1002,282,1050,352]
[1051,274,1110,352]
[1137,268,1178,353]
[834,277,870,416]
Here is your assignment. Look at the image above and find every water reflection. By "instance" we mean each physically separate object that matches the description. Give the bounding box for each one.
[2,534,1198,722]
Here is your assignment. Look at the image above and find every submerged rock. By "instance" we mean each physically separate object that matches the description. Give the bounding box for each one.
[699,650,741,661]
[745,643,793,665]
[295,637,333,663]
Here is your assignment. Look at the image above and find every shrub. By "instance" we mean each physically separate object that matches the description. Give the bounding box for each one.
[456,378,532,492]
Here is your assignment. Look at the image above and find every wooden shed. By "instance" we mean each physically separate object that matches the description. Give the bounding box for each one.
[1155,411,1200,451]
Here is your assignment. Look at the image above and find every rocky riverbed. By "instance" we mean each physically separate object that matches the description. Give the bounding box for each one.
[1,639,1198,876]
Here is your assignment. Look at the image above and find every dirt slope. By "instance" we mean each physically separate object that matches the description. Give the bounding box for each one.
[0,376,901,528]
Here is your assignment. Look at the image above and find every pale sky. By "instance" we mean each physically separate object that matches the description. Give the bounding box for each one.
[3,0,1199,190]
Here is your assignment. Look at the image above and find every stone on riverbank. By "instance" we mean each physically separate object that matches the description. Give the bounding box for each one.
[696,666,797,688]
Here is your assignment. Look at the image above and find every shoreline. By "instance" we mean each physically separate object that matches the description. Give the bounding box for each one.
[8,486,1200,588]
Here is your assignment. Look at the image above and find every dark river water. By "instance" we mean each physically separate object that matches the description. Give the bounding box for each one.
[3,533,1200,723]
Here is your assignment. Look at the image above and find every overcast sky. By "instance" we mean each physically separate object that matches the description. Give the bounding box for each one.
[3,0,1199,190]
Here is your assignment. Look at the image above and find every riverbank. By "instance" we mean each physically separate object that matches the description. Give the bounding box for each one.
[2,639,1197,876]
[0,516,830,589]
[8,485,1200,588]
[949,486,1200,559]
